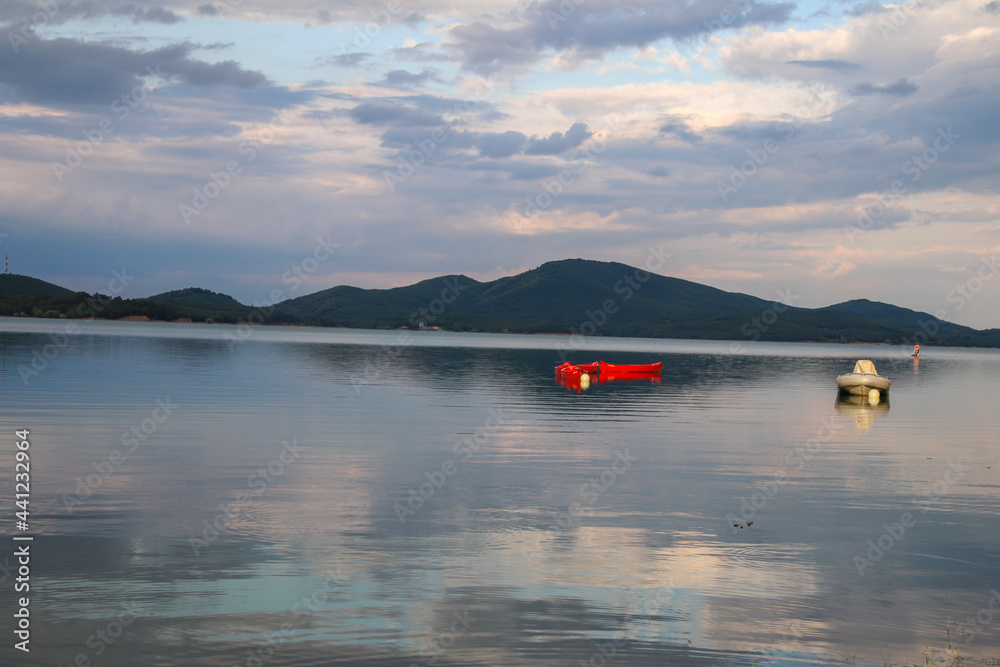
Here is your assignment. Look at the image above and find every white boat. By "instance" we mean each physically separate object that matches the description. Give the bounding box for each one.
[836,360,891,396]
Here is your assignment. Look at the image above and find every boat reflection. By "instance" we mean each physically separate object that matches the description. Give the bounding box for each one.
[835,393,890,429]
[556,371,662,392]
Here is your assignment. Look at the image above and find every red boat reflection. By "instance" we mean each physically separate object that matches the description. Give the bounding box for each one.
[556,370,661,391]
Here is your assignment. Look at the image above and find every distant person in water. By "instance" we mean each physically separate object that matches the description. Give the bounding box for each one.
[913,344,920,356]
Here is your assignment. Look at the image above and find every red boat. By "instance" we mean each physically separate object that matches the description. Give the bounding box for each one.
[598,371,661,384]
[555,361,662,375]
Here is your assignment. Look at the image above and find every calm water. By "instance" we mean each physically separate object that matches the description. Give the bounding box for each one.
[1,318,998,666]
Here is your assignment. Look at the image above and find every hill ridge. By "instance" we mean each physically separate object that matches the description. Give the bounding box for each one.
[1,260,997,346]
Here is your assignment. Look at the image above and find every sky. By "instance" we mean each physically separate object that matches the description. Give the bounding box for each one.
[0,0,998,328]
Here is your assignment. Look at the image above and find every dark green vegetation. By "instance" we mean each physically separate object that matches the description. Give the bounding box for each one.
[0,278,278,324]
[147,288,296,324]
[2,260,998,346]
[0,274,75,298]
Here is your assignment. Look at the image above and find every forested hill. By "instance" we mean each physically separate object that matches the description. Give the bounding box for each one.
[2,261,998,346]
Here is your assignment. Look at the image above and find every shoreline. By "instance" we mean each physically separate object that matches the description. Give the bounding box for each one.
[1,314,996,349]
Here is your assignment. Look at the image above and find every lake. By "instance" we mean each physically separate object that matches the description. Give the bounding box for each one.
[1,317,998,666]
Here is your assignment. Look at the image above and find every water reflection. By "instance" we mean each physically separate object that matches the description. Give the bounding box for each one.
[835,393,891,429]
[0,320,998,666]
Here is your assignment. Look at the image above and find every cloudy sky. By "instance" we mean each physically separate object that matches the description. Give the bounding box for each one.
[1,0,998,327]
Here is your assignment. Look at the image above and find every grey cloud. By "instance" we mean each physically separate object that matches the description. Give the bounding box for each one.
[476,131,528,158]
[1,1,182,25]
[112,4,183,24]
[850,79,919,97]
[845,2,889,17]
[787,59,860,71]
[446,21,542,74]
[659,119,700,143]
[0,38,267,107]
[525,122,592,155]
[447,0,796,74]
[349,102,445,126]
[166,58,266,88]
[378,126,439,147]
[346,92,507,125]
[392,42,448,63]
[379,69,442,88]
[984,1,1000,12]
[372,121,591,160]
[329,52,370,67]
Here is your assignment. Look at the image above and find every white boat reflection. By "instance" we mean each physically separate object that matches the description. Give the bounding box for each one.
[835,393,890,429]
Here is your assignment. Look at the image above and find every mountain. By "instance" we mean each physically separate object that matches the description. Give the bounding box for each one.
[0,273,77,298]
[824,299,970,335]
[149,287,247,311]
[2,262,997,346]
[273,259,1000,345]
[0,281,256,324]
[822,299,999,347]
[273,259,775,336]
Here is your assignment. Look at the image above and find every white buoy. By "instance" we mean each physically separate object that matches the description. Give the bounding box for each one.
[580,372,590,388]
[868,389,880,404]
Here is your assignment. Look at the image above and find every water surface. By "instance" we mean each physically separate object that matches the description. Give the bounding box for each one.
[1,318,998,666]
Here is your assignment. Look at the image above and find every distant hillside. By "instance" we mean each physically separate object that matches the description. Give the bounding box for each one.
[822,299,997,346]
[0,280,260,324]
[150,287,247,311]
[1,263,997,346]
[274,259,774,335]
[0,273,76,298]
[272,258,1000,345]
[824,299,971,335]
